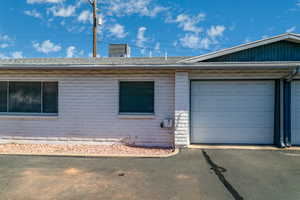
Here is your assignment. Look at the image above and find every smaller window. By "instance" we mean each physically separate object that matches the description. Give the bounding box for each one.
[119,81,154,114]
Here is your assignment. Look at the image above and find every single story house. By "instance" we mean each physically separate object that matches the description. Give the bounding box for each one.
[0,33,300,148]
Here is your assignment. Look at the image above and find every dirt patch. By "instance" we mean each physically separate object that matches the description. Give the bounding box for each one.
[176,174,192,180]
[64,168,81,175]
[0,143,173,156]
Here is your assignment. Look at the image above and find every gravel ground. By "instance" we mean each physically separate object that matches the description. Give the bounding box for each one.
[0,144,173,156]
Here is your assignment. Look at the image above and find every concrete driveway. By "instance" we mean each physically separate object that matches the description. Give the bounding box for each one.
[0,149,300,200]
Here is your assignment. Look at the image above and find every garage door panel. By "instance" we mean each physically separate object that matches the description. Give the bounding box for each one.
[292,81,300,145]
[191,128,274,144]
[191,81,274,96]
[191,80,275,144]
[191,96,274,112]
[294,113,300,129]
[191,111,274,128]
[293,130,300,145]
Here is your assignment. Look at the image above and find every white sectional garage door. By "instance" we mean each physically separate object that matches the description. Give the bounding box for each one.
[292,81,300,145]
[191,80,275,144]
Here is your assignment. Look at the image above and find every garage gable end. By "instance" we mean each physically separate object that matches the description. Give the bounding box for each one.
[203,40,300,62]
[178,33,300,63]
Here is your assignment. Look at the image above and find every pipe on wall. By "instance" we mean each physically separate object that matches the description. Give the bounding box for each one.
[279,66,300,147]
[274,80,285,148]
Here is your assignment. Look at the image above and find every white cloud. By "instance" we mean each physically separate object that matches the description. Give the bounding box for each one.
[0,51,24,59]
[0,34,10,41]
[109,24,127,38]
[24,10,43,19]
[66,46,76,58]
[11,51,24,58]
[27,0,65,4]
[66,46,84,58]
[33,40,61,54]
[154,42,160,51]
[167,13,205,33]
[0,33,14,48]
[286,26,296,33]
[0,44,9,48]
[60,20,66,26]
[0,53,9,59]
[147,6,168,17]
[153,42,160,56]
[178,24,225,49]
[88,53,100,58]
[48,5,76,17]
[75,0,87,8]
[106,0,168,17]
[199,37,211,49]
[77,10,92,23]
[207,25,226,38]
[173,40,178,47]
[179,34,200,49]
[136,27,147,47]
[244,37,251,43]
[179,33,212,49]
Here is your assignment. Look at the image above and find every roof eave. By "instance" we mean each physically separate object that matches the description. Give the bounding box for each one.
[0,62,299,70]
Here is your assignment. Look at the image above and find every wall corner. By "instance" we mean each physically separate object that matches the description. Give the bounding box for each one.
[174,72,190,148]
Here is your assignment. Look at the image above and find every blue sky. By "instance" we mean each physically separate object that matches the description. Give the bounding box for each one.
[1,0,300,58]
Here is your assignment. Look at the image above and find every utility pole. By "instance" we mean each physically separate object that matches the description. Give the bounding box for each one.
[88,0,97,57]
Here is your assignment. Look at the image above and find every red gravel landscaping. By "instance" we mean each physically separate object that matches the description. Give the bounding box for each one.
[0,143,174,156]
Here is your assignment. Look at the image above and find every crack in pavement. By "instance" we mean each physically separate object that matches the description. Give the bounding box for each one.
[202,150,244,200]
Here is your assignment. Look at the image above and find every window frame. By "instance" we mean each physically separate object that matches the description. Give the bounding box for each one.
[0,81,58,116]
[118,80,155,115]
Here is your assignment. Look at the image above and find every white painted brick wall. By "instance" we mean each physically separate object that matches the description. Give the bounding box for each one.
[0,72,174,147]
[174,72,190,147]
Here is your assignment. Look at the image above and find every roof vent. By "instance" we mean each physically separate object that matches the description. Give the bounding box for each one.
[108,44,131,57]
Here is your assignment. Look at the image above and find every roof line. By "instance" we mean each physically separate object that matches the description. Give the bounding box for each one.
[0,62,299,70]
[177,33,300,63]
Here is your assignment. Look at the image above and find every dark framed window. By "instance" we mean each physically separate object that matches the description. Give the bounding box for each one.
[0,81,58,114]
[119,81,154,114]
[0,82,8,112]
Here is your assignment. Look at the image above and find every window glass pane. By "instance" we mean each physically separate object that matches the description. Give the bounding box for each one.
[9,82,41,113]
[43,82,58,113]
[0,82,7,112]
[119,82,154,113]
